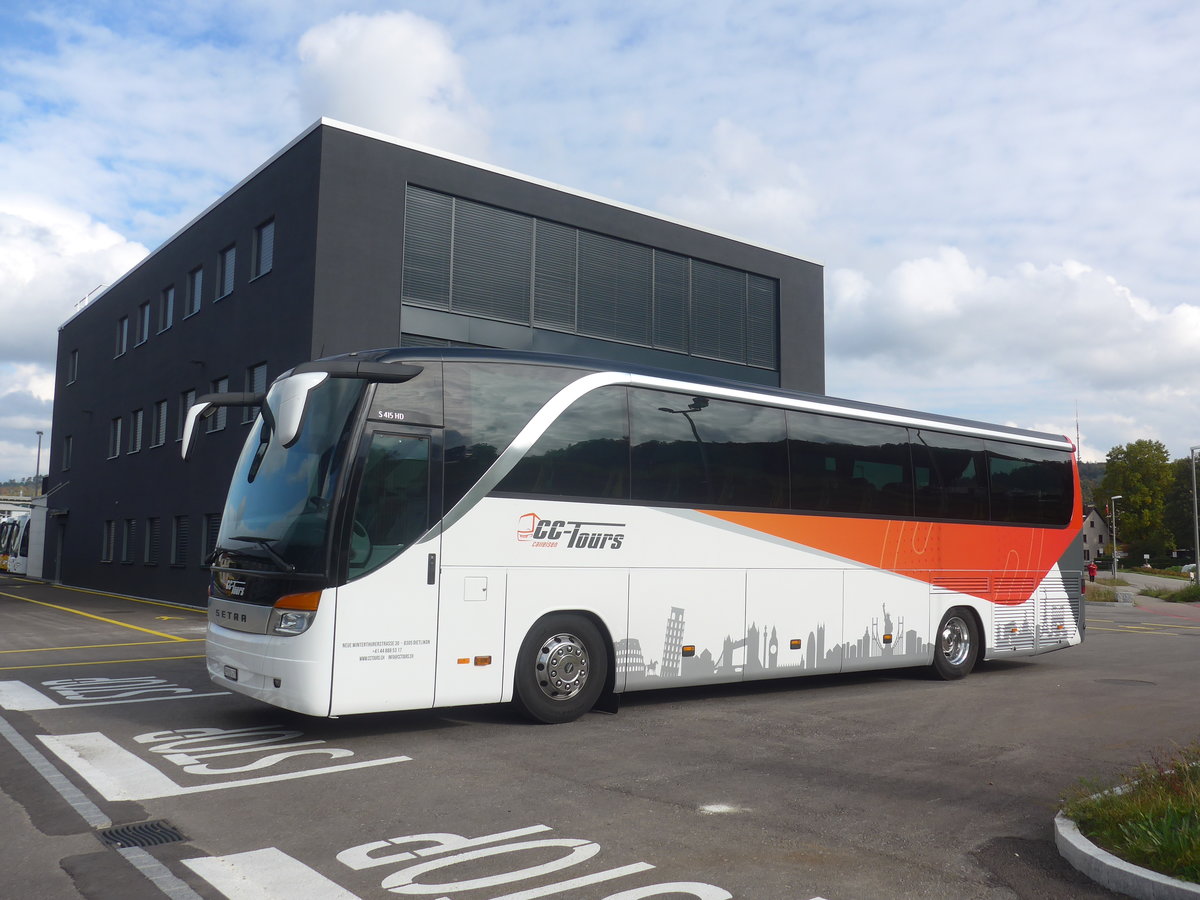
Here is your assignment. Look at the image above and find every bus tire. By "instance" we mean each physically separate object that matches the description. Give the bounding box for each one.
[932,608,979,680]
[513,614,608,724]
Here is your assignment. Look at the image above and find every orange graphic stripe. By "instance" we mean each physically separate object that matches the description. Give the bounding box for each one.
[701,451,1084,605]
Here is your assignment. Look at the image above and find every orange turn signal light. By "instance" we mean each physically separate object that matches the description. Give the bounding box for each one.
[274,591,321,611]
[681,645,696,658]
[474,656,492,666]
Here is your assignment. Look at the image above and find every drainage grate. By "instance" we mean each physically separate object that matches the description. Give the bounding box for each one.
[98,820,188,849]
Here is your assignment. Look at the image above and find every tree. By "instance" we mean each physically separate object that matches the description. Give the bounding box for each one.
[1098,440,1175,558]
[1165,457,1197,559]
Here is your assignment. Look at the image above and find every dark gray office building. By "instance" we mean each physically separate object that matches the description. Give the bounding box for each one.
[44,119,824,604]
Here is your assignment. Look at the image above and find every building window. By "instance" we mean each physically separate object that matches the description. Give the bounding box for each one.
[203,513,222,564]
[177,389,195,441]
[171,515,190,566]
[122,519,137,564]
[136,301,151,345]
[114,317,129,357]
[186,266,203,316]
[151,399,168,447]
[67,349,79,384]
[159,285,175,332]
[253,218,275,278]
[401,186,780,370]
[108,417,123,459]
[206,377,228,432]
[217,244,236,299]
[101,521,116,563]
[145,517,160,565]
[128,408,144,453]
[243,362,267,423]
[62,435,72,471]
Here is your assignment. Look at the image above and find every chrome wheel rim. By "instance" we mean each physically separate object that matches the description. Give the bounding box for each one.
[535,632,590,702]
[939,616,971,667]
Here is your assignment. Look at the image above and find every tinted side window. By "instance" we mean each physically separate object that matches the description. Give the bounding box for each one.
[913,431,989,521]
[631,389,788,508]
[787,412,912,516]
[443,363,580,509]
[370,361,444,427]
[987,441,1074,526]
[498,387,629,500]
[348,434,430,578]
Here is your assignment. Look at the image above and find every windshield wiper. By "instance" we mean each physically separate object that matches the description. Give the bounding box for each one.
[229,535,296,573]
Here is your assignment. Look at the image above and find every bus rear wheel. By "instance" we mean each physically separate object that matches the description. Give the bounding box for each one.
[514,615,607,724]
[932,608,979,680]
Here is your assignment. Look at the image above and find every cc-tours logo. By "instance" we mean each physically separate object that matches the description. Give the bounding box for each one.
[516,513,626,550]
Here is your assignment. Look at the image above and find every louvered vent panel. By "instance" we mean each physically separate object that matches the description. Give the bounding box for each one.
[533,220,576,330]
[577,232,652,345]
[994,576,1041,602]
[994,603,1036,651]
[402,187,452,309]
[452,198,532,323]
[653,250,688,352]
[691,260,746,364]
[931,576,990,595]
[746,274,779,368]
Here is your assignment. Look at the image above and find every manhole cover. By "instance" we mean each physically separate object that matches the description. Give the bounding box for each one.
[98,820,188,849]
[1095,678,1157,687]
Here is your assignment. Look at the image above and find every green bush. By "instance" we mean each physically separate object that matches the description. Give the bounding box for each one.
[1062,742,1200,883]
[1168,584,1200,604]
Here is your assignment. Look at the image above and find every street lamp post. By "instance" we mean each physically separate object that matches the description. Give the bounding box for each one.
[1191,446,1200,584]
[1109,495,1123,580]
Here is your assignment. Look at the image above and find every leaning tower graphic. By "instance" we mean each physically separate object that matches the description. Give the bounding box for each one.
[661,607,686,678]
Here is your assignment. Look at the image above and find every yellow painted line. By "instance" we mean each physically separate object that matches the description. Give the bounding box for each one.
[49,583,206,614]
[0,639,205,655]
[0,591,188,641]
[0,655,206,671]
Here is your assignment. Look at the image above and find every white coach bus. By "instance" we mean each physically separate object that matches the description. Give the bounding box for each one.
[0,511,31,575]
[185,349,1083,723]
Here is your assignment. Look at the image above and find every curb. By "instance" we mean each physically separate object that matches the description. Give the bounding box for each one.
[1054,812,1200,898]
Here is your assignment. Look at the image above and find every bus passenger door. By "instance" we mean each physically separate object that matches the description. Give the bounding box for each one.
[331,428,442,716]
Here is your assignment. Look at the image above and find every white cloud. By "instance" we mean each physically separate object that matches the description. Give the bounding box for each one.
[0,195,147,364]
[826,249,1200,461]
[658,120,819,252]
[296,12,489,159]
[0,0,1198,476]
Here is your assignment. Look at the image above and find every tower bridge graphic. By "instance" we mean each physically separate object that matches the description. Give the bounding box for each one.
[616,602,928,681]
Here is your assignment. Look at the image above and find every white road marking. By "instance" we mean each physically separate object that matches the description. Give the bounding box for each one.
[0,680,62,709]
[0,679,229,710]
[183,848,360,899]
[37,731,411,800]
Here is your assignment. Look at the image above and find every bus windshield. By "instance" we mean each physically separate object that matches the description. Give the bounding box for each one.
[218,376,364,575]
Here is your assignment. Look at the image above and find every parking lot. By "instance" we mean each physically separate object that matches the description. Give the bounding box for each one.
[2,574,1197,899]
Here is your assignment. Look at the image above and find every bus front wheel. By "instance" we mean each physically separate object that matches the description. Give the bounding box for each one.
[932,609,979,680]
[513,614,608,724]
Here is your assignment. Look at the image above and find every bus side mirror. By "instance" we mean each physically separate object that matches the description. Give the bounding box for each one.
[271,372,329,448]
[181,392,270,460]
[181,401,216,460]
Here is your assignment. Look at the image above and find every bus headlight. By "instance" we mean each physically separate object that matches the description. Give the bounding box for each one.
[270,591,322,635]
[273,610,315,635]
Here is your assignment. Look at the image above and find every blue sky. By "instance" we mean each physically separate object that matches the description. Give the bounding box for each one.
[2,0,1198,480]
